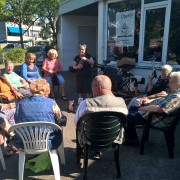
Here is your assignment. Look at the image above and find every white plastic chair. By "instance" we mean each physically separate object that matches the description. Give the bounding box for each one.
[0,146,6,170]
[8,122,65,180]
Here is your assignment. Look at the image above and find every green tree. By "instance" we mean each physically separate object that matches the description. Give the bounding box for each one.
[37,0,61,47]
[0,0,6,11]
[0,0,38,49]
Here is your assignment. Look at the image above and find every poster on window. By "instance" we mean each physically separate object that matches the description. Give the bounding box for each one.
[115,10,135,47]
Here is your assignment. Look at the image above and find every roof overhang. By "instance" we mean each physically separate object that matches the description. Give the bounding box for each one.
[59,0,98,16]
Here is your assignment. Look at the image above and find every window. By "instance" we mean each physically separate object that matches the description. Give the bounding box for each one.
[107,0,141,62]
[167,0,180,65]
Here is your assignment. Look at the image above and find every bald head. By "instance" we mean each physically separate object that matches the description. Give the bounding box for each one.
[92,75,113,97]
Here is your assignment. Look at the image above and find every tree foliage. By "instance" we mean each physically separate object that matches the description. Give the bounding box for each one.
[0,0,38,48]
[36,0,61,47]
[0,0,6,11]
[0,0,60,48]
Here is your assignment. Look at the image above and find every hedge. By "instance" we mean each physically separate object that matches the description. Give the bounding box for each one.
[1,48,27,63]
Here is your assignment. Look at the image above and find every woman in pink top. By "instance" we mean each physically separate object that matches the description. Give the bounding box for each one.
[42,49,67,100]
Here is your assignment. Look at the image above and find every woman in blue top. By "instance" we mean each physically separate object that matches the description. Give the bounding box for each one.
[0,78,63,150]
[21,53,41,84]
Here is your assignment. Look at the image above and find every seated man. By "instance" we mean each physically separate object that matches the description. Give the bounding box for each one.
[128,64,172,109]
[124,71,180,146]
[75,75,128,158]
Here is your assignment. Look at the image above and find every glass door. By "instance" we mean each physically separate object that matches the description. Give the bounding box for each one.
[143,7,166,62]
[139,0,172,64]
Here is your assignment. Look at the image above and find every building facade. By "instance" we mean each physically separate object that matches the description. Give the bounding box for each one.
[57,0,180,90]
[0,21,46,48]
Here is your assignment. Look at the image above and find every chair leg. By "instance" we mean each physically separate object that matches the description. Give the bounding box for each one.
[58,139,65,165]
[0,147,6,170]
[140,130,146,155]
[140,121,151,155]
[164,131,174,159]
[83,145,89,180]
[76,128,81,164]
[19,151,26,180]
[114,144,121,178]
[49,150,61,180]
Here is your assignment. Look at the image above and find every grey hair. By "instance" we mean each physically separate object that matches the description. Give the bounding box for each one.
[170,71,180,85]
[5,60,14,67]
[161,64,173,73]
[79,44,87,49]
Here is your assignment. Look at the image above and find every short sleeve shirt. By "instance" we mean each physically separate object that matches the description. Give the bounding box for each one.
[73,53,93,76]
[43,58,62,77]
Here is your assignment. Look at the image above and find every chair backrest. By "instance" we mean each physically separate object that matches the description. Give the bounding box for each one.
[150,107,180,131]
[8,122,61,154]
[77,111,127,151]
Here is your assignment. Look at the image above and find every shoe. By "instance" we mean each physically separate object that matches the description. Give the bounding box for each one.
[79,152,84,159]
[2,146,14,156]
[122,139,140,146]
[61,96,67,101]
[6,139,18,153]
[50,94,55,99]
[93,152,101,160]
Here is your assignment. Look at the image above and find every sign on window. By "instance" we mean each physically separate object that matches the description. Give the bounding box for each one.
[116,10,135,47]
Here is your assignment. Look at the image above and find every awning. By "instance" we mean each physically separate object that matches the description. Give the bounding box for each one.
[8,26,25,34]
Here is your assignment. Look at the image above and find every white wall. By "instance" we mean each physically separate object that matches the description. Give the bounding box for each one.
[58,15,98,70]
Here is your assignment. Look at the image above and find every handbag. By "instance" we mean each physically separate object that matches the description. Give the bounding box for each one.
[57,111,67,126]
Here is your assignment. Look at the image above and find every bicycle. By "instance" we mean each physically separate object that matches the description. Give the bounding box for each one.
[92,57,142,97]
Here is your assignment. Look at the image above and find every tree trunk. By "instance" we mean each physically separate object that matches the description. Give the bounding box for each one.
[19,22,24,49]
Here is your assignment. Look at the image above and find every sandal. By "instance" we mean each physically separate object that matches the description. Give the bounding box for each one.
[6,139,18,153]
[61,96,67,101]
[2,147,14,156]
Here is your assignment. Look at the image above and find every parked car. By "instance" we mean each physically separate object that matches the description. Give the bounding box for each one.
[3,43,21,51]
[27,45,51,66]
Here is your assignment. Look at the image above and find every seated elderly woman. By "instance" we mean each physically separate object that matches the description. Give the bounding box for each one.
[3,61,31,97]
[0,78,63,151]
[146,64,172,96]
[42,49,67,100]
[124,71,180,146]
[128,64,172,109]
[0,103,16,156]
[20,52,41,84]
[0,74,23,103]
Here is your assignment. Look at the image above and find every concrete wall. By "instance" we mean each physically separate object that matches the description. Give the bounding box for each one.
[58,15,98,70]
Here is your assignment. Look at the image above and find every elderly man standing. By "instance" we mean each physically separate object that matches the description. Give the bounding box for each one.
[124,71,180,146]
[74,75,128,159]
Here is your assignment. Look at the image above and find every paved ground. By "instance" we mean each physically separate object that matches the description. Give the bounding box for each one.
[0,71,180,180]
